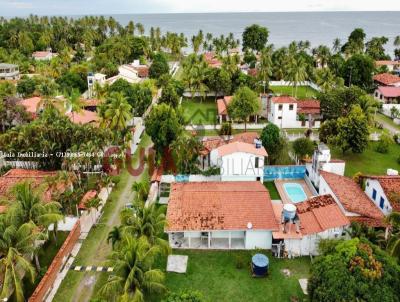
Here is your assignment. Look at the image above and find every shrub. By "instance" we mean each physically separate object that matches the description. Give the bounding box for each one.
[292,137,315,160]
[219,122,232,136]
[234,253,247,269]
[375,132,393,154]
[162,290,204,302]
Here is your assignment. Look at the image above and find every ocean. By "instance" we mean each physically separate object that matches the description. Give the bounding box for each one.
[109,11,400,55]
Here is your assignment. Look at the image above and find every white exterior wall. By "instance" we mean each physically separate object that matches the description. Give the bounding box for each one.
[284,227,347,257]
[245,230,272,249]
[210,151,264,182]
[211,231,245,238]
[118,66,139,82]
[268,102,320,129]
[382,104,400,117]
[364,179,392,215]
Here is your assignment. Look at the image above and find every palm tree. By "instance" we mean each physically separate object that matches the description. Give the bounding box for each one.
[65,88,84,120]
[394,36,400,47]
[314,68,337,92]
[100,235,166,302]
[120,203,170,254]
[131,181,150,202]
[0,219,37,302]
[257,45,273,90]
[102,92,132,133]
[387,212,400,259]
[287,56,308,98]
[107,226,123,250]
[136,23,145,36]
[313,45,331,68]
[332,38,342,53]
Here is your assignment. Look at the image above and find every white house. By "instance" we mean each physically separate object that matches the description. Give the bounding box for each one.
[272,195,349,257]
[87,72,107,98]
[166,181,279,250]
[32,50,58,61]
[305,143,345,188]
[0,63,19,80]
[105,60,148,85]
[375,61,400,72]
[363,175,400,215]
[267,96,321,129]
[210,141,267,182]
[318,170,384,227]
[374,86,400,104]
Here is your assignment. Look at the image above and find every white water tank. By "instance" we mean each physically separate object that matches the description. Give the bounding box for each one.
[387,169,399,176]
[282,204,297,220]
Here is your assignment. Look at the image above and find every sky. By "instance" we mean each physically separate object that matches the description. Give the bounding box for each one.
[1,0,400,16]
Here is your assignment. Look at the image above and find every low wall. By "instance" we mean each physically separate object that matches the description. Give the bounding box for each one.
[29,220,81,302]
[269,80,321,92]
[160,174,221,183]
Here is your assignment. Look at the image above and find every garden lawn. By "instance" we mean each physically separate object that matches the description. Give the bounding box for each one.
[331,142,400,177]
[270,86,318,99]
[264,181,280,199]
[181,97,217,125]
[162,250,310,302]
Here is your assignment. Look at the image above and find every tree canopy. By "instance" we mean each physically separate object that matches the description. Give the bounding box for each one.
[227,86,260,130]
[242,24,269,52]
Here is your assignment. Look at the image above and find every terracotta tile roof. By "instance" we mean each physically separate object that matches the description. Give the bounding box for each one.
[151,166,164,182]
[216,96,232,115]
[296,195,349,235]
[166,181,279,231]
[272,195,349,239]
[204,52,222,68]
[201,132,260,155]
[296,99,320,114]
[375,60,400,66]
[248,68,258,77]
[135,66,149,78]
[32,51,54,58]
[83,99,102,107]
[349,216,387,227]
[18,96,41,115]
[0,169,58,202]
[377,86,400,98]
[373,73,400,86]
[217,141,268,157]
[320,171,384,221]
[271,95,297,104]
[78,190,97,210]
[66,110,99,125]
[365,175,400,212]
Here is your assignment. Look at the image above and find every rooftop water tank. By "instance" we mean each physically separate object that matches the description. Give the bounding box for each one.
[252,254,269,277]
[283,204,297,220]
[254,139,262,149]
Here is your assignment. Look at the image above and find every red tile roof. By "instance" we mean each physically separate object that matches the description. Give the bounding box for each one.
[297,99,320,114]
[78,190,97,210]
[296,195,349,235]
[83,99,102,107]
[66,110,99,125]
[375,60,400,66]
[216,96,232,115]
[200,132,260,155]
[166,181,279,231]
[19,97,41,116]
[271,95,297,104]
[204,52,222,68]
[320,171,384,221]
[377,86,400,98]
[135,66,149,78]
[373,73,400,86]
[366,175,400,212]
[217,141,268,157]
[32,51,55,58]
[0,169,58,203]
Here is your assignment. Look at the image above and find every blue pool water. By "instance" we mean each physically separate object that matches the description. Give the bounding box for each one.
[283,183,307,203]
[264,166,306,181]
[175,175,189,182]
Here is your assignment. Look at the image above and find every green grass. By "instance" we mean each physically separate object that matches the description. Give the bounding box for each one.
[264,182,280,200]
[25,232,69,297]
[375,113,400,131]
[159,250,310,302]
[331,142,400,177]
[53,134,152,302]
[181,97,217,125]
[270,86,318,99]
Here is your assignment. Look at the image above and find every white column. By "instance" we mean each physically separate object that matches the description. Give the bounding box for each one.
[188,236,191,248]
[208,232,211,248]
[229,232,231,249]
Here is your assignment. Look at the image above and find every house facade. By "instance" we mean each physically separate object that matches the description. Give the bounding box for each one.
[374,86,400,103]
[166,181,279,250]
[0,63,19,80]
[210,141,267,182]
[32,51,58,61]
[272,195,349,257]
[267,96,321,129]
[363,175,400,215]
[375,61,400,72]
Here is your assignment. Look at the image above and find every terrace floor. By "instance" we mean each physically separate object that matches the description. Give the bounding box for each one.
[274,179,314,204]
[169,233,245,249]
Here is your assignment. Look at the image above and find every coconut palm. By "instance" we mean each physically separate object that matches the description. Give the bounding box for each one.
[65,88,84,119]
[131,181,150,202]
[332,38,342,53]
[100,235,166,302]
[394,36,400,47]
[136,23,145,36]
[287,56,308,98]
[0,219,37,302]
[312,45,331,68]
[120,203,170,254]
[314,68,337,92]
[257,45,273,88]
[102,92,132,133]
[387,212,400,259]
[107,226,123,250]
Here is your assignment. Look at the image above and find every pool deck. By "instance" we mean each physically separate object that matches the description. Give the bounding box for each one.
[274,179,314,204]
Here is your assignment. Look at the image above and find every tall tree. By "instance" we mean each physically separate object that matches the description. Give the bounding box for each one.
[102,92,132,132]
[242,24,269,53]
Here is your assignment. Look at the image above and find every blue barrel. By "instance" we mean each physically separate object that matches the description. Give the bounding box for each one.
[252,254,269,276]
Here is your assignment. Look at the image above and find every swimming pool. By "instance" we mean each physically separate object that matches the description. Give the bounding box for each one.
[283,183,307,203]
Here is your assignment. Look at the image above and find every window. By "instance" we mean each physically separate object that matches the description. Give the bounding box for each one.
[278,105,283,111]
[289,104,294,110]
[372,189,377,200]
[255,157,259,168]
[278,116,282,119]
[379,197,385,209]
